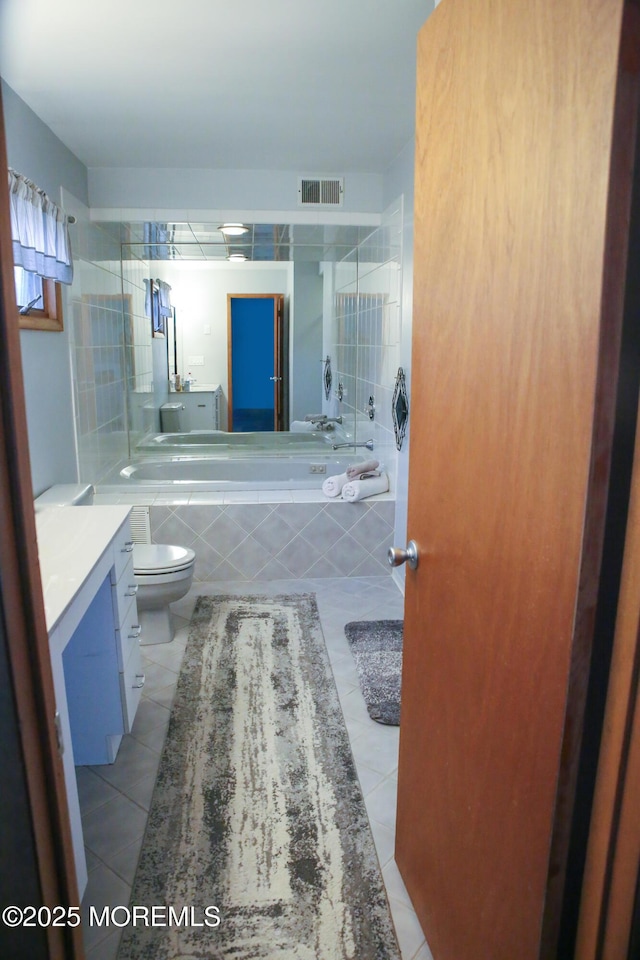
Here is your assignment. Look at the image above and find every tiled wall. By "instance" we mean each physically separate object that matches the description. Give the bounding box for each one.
[150,500,395,580]
[357,197,403,464]
[325,198,403,484]
[330,257,358,430]
[121,254,160,447]
[68,221,131,484]
[69,221,170,484]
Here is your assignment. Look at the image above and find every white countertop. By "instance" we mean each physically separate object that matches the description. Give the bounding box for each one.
[171,383,220,394]
[35,505,132,633]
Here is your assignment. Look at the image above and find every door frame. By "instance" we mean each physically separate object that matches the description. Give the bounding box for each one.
[575,8,640,954]
[0,92,84,957]
[576,397,640,959]
[226,293,285,432]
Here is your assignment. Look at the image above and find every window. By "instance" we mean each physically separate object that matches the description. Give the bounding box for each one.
[14,266,64,332]
[8,169,73,333]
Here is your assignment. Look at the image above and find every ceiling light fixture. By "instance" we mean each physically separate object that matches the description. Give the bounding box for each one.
[219,222,249,236]
[227,252,247,262]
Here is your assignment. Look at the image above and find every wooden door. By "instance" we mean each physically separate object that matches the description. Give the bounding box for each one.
[396,1,635,958]
[227,294,285,431]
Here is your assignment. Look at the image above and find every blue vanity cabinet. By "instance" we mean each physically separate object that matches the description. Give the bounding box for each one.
[59,517,143,765]
[180,385,221,429]
[62,575,122,765]
[37,505,143,896]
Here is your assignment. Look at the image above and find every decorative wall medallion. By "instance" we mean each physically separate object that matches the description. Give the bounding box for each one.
[323,356,333,401]
[392,367,409,450]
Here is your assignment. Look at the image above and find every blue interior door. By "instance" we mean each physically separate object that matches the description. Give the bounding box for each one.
[229,296,278,431]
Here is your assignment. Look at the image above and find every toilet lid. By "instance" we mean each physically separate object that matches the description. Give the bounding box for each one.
[133,544,195,574]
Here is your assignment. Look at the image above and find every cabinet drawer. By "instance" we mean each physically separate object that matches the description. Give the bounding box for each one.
[120,638,144,733]
[114,565,139,621]
[115,599,141,671]
[113,519,135,583]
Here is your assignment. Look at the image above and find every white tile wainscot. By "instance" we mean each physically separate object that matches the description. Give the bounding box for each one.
[35,505,142,898]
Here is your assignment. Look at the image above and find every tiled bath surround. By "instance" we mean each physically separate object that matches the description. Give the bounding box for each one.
[150,499,395,580]
[326,199,402,480]
[67,217,131,483]
[67,212,167,486]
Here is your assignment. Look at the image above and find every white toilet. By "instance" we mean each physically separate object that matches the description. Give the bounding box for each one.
[34,484,196,645]
[133,543,195,645]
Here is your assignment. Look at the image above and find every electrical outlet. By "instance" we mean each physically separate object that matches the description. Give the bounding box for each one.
[309,464,327,474]
[187,356,205,366]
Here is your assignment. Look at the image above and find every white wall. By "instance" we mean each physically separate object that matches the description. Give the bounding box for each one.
[2,81,89,495]
[158,261,292,424]
[88,167,384,219]
[2,82,88,205]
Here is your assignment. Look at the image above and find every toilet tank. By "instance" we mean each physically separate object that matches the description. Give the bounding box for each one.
[34,483,95,510]
[160,401,186,433]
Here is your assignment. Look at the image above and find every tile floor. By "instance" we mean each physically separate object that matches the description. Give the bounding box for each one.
[77,576,433,960]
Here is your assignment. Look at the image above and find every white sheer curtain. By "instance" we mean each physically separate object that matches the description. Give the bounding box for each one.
[8,168,74,290]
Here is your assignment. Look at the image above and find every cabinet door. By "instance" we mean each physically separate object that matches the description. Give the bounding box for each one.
[62,576,122,765]
[182,393,215,429]
[190,395,214,429]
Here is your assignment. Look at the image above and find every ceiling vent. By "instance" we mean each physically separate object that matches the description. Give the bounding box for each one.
[298,176,344,207]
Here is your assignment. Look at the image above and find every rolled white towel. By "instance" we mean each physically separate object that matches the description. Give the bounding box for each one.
[341,473,389,502]
[347,458,379,479]
[322,472,349,497]
[290,420,315,433]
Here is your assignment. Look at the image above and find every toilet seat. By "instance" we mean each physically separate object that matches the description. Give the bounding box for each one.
[133,543,196,575]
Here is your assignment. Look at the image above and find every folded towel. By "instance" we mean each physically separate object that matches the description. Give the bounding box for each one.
[322,472,349,497]
[342,473,389,502]
[290,420,316,433]
[347,459,379,479]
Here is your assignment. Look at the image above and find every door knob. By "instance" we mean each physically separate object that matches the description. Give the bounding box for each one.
[388,540,419,570]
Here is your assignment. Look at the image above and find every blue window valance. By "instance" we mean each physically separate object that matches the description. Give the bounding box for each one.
[144,278,172,319]
[8,168,74,285]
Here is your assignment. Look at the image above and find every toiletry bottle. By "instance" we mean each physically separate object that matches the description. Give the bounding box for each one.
[175,374,181,392]
[184,373,191,392]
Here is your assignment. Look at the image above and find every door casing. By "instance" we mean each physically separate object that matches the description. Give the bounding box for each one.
[227,293,285,431]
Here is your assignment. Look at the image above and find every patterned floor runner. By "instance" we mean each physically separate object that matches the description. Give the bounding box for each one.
[118,594,400,959]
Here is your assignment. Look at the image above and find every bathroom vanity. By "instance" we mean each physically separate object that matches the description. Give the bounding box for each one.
[175,383,221,429]
[35,504,142,896]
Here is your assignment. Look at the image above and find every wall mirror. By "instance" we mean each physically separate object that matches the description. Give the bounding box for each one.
[120,220,396,437]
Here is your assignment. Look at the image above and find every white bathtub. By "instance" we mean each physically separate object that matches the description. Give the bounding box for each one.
[113,455,363,491]
[136,430,334,454]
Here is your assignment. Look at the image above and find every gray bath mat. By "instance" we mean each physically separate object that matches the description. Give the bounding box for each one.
[344,620,403,726]
[118,594,400,959]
